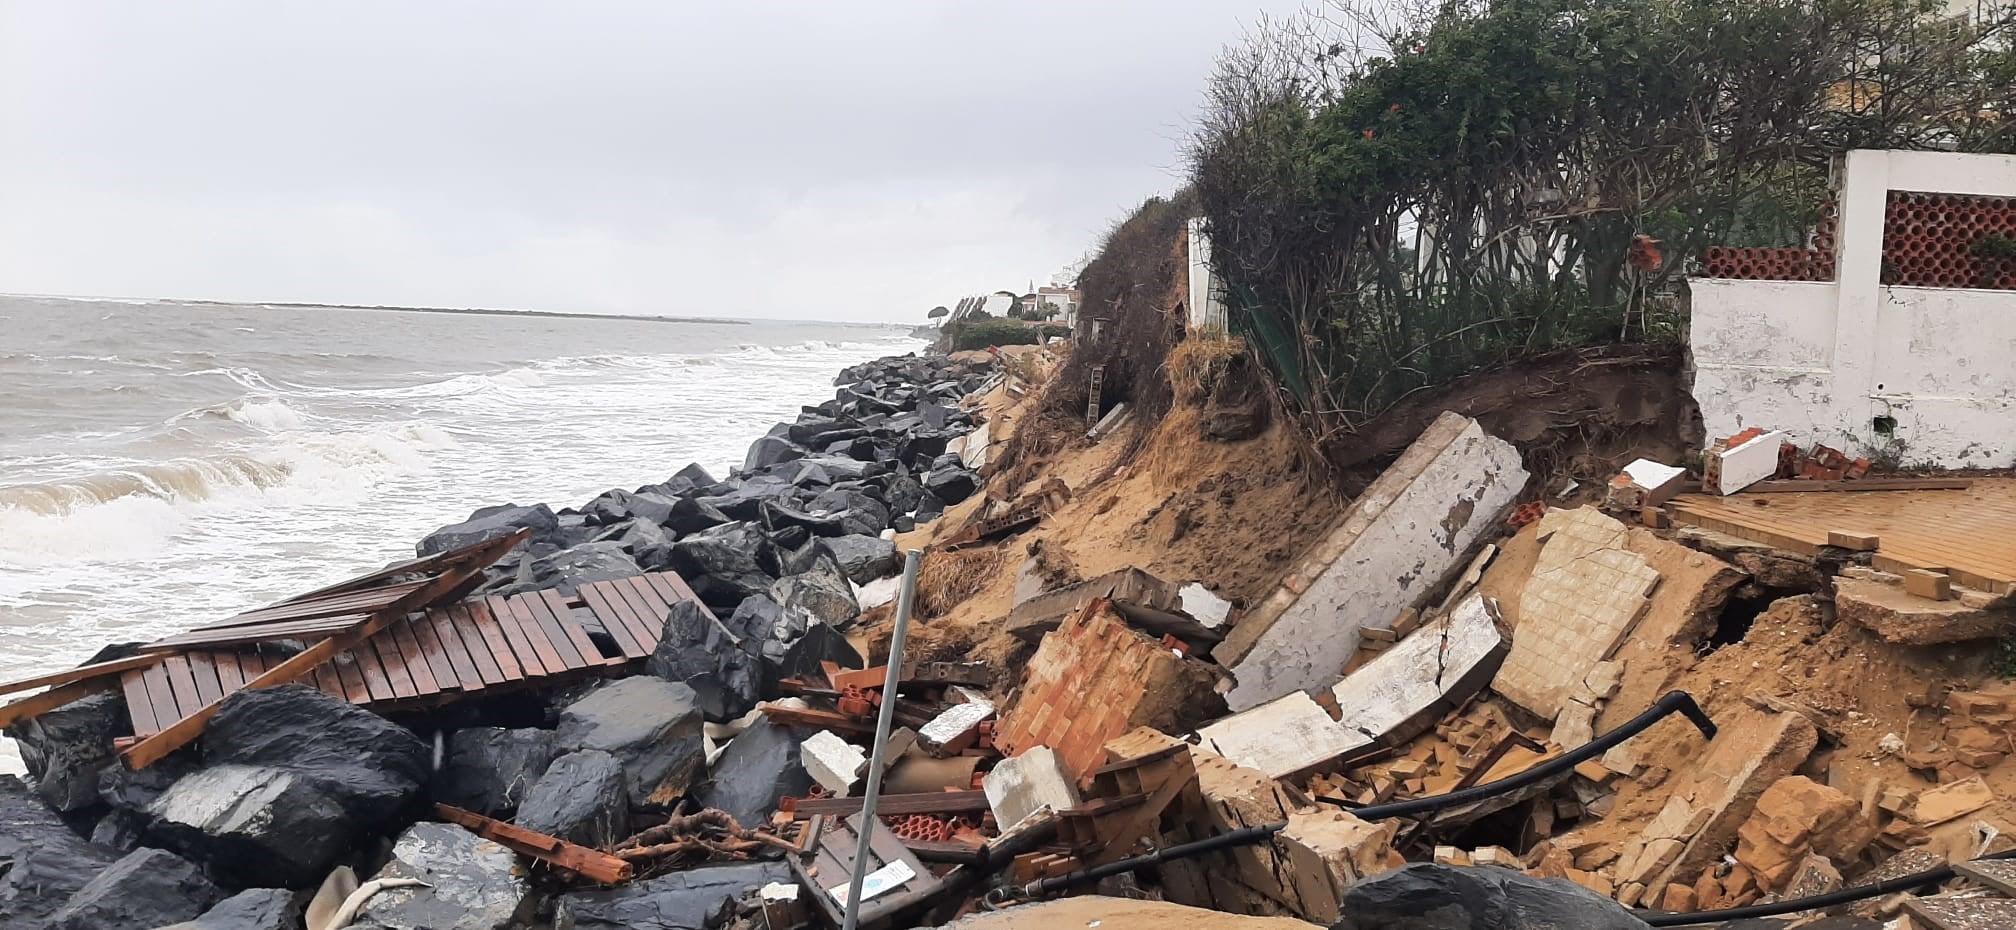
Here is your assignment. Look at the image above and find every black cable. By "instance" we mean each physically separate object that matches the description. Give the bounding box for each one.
[1351,690,1716,821]
[1003,691,1717,900]
[1639,847,2016,926]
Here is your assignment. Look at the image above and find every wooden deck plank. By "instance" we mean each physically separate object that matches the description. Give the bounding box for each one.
[652,571,708,615]
[351,644,396,703]
[184,653,226,707]
[619,576,676,652]
[483,595,547,678]
[407,608,464,690]
[212,651,246,693]
[447,605,507,685]
[185,580,429,632]
[306,662,341,700]
[517,592,588,671]
[372,636,419,699]
[333,653,372,704]
[123,670,161,736]
[539,590,617,667]
[426,607,487,691]
[160,656,203,719]
[501,596,567,677]
[0,653,164,697]
[389,618,440,695]
[465,600,524,682]
[578,583,649,660]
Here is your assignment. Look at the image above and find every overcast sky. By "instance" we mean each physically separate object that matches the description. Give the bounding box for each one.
[0,2,1302,322]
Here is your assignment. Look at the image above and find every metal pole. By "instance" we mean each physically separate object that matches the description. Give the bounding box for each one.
[841,548,922,930]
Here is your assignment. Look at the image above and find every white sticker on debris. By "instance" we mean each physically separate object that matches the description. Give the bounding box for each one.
[827,859,916,906]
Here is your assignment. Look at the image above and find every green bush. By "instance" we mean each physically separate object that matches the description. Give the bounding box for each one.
[945,318,1042,351]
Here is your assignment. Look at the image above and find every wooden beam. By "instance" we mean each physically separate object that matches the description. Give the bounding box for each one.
[1742,478,1974,493]
[119,531,526,770]
[0,680,113,729]
[434,804,633,884]
[0,653,162,697]
[786,789,991,819]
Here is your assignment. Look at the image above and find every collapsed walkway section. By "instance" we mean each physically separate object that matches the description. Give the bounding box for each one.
[1212,411,1527,711]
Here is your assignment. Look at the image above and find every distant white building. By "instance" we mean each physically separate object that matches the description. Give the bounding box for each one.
[1185,217,1229,333]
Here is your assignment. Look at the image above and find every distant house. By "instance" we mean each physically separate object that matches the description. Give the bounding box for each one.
[1013,286,1078,325]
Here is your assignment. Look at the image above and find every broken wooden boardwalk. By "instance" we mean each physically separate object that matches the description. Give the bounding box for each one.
[1668,477,2016,594]
[120,572,704,741]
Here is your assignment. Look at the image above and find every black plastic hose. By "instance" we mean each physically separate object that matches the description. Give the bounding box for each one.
[1005,691,1716,900]
[1640,847,2016,926]
[1351,690,1716,821]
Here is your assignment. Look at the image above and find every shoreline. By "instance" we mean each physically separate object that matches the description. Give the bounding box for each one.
[0,291,928,329]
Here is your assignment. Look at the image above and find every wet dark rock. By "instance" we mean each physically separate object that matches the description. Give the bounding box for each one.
[771,623,862,697]
[742,435,804,473]
[552,513,602,549]
[670,522,779,610]
[3,689,122,812]
[843,436,882,461]
[919,401,951,429]
[556,677,705,813]
[417,503,558,557]
[88,808,149,851]
[146,685,430,887]
[556,862,791,930]
[770,566,860,628]
[881,474,926,517]
[0,775,116,929]
[691,718,813,831]
[44,847,222,930]
[433,726,556,817]
[696,476,797,522]
[96,752,196,817]
[811,488,889,537]
[350,822,530,930]
[504,540,642,596]
[605,517,679,572]
[924,468,979,505]
[157,888,304,930]
[897,432,950,469]
[760,500,846,538]
[766,524,813,552]
[671,463,718,489]
[914,491,947,524]
[892,515,916,533]
[665,496,732,535]
[513,750,628,849]
[721,595,809,659]
[824,535,899,584]
[647,601,763,722]
[1332,863,1651,930]
[582,488,679,527]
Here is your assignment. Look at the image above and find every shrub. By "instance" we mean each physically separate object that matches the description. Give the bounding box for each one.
[945,318,1042,351]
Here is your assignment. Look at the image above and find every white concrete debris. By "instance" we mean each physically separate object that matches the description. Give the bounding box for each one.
[917,697,996,752]
[801,731,869,797]
[983,746,1081,831]
[1178,583,1234,629]
[1710,429,1788,495]
[1213,413,1527,711]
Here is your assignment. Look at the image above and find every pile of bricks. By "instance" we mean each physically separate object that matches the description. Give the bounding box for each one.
[1881,191,2016,289]
[1776,441,1873,481]
[1724,775,1874,906]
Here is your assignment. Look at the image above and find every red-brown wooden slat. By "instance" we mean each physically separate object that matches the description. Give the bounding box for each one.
[446,605,507,685]
[652,571,707,614]
[184,653,226,707]
[465,600,524,682]
[622,576,677,650]
[515,593,587,671]
[238,647,267,676]
[537,590,612,667]
[333,653,373,704]
[147,615,373,651]
[372,636,418,699]
[161,656,203,719]
[578,583,649,659]
[425,608,487,691]
[501,595,568,676]
[186,580,429,631]
[406,609,464,690]
[141,665,178,730]
[123,670,160,736]
[212,651,246,692]
[307,662,342,699]
[609,577,670,653]
[351,646,396,702]
[389,618,440,695]
[482,596,549,678]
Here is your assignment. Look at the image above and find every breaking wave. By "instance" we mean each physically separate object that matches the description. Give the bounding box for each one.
[0,455,294,516]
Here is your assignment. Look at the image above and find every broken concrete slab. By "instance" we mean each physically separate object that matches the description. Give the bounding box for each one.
[1910,775,1996,826]
[983,746,1081,832]
[917,697,994,754]
[1641,708,1818,890]
[1706,428,1788,495]
[801,731,868,797]
[1835,576,2015,645]
[996,599,1225,780]
[1195,595,1505,778]
[1274,809,1401,924]
[1214,412,1527,711]
[1604,458,1689,513]
[1180,583,1234,629]
[1493,508,1661,719]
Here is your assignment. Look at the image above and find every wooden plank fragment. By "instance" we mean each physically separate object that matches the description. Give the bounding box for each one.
[447,604,507,685]
[123,670,161,735]
[463,600,524,682]
[434,804,633,884]
[389,618,440,695]
[0,681,111,729]
[372,637,419,699]
[483,595,549,678]
[538,591,611,668]
[577,584,647,660]
[788,790,992,818]
[501,596,567,676]
[407,608,465,688]
[0,653,163,697]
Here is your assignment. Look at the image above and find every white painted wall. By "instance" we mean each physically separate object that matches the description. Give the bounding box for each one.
[1690,150,2016,467]
[1186,217,1229,333]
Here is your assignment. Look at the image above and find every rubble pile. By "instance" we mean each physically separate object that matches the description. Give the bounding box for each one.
[13,338,2016,930]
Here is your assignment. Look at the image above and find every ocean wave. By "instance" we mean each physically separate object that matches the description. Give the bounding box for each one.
[171,396,312,432]
[0,455,294,516]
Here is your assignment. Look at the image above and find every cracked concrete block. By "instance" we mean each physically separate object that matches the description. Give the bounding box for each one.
[1213,413,1527,711]
[800,732,867,798]
[1494,508,1660,718]
[982,747,1079,831]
